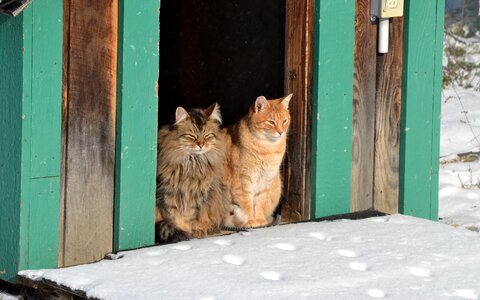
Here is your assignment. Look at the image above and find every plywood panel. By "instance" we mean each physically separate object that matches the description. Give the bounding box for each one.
[373,17,403,214]
[351,0,377,212]
[61,0,118,266]
[283,0,315,221]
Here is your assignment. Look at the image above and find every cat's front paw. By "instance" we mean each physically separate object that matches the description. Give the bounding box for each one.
[155,221,191,244]
[191,228,208,239]
[223,204,248,227]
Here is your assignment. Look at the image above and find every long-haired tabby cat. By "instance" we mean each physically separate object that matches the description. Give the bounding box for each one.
[223,94,293,227]
[155,103,238,243]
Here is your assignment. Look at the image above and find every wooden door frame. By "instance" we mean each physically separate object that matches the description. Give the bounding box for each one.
[282,0,315,222]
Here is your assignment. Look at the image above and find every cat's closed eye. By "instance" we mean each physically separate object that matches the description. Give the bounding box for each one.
[181,134,196,141]
[282,119,289,125]
[267,120,276,126]
[205,133,216,141]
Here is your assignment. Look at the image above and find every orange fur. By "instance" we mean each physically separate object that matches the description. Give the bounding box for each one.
[222,94,293,227]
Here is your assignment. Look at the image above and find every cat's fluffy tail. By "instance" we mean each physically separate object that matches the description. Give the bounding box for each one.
[155,221,191,244]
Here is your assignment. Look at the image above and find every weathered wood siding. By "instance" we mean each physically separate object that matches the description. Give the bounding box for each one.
[351,0,404,214]
[61,0,118,266]
[282,0,315,221]
[374,17,403,214]
[351,0,378,212]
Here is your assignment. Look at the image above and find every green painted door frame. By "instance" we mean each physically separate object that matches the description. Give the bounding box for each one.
[399,0,444,220]
[114,0,159,251]
[0,0,63,282]
[311,0,356,218]
[311,0,444,220]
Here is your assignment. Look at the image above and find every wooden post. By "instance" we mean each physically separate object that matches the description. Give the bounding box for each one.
[283,0,315,221]
[373,17,403,214]
[114,0,159,251]
[60,0,118,267]
[0,0,63,281]
[399,0,444,220]
[351,0,378,212]
[311,0,356,217]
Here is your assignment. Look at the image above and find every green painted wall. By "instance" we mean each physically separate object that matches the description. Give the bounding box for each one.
[114,0,159,251]
[0,0,62,281]
[311,0,356,218]
[0,11,23,282]
[400,0,444,220]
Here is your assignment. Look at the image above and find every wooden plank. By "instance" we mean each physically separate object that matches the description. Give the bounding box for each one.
[399,0,444,220]
[30,1,63,179]
[58,0,71,268]
[0,11,23,282]
[62,0,118,266]
[25,0,63,271]
[114,0,159,251]
[17,275,88,299]
[311,0,356,218]
[373,17,403,214]
[282,0,315,221]
[429,0,445,220]
[0,0,62,281]
[351,0,377,212]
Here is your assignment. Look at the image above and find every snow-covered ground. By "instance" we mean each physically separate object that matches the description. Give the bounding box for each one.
[439,86,480,231]
[18,215,480,299]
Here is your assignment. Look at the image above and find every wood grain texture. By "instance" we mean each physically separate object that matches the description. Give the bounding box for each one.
[311,0,356,218]
[114,0,159,251]
[17,275,87,299]
[351,0,377,212]
[373,17,403,214]
[282,0,315,222]
[59,0,71,267]
[61,0,118,266]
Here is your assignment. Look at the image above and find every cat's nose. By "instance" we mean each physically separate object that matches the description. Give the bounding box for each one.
[197,141,205,149]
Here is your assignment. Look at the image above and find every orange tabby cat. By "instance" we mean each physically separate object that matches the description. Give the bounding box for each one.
[222,94,293,227]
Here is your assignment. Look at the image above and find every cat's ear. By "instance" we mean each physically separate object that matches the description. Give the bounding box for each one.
[206,102,222,124]
[281,93,293,110]
[174,107,189,124]
[254,96,269,113]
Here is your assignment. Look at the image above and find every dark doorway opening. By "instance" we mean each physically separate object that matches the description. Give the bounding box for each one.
[158,0,286,126]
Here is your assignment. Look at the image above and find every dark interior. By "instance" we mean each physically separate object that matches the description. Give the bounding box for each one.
[158,0,286,126]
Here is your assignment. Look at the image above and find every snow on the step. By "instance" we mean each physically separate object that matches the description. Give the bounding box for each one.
[20,215,480,300]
